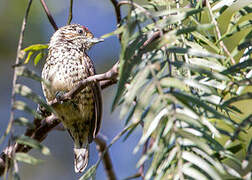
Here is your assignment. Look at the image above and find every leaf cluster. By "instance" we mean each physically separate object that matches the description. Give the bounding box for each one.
[104,0,252,179]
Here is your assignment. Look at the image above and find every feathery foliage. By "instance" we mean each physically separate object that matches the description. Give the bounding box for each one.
[107,0,252,179]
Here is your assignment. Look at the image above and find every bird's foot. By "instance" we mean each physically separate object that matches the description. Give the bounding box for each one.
[55,91,66,104]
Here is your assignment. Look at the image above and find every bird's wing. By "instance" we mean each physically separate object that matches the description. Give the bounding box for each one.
[83,54,103,143]
[92,82,103,138]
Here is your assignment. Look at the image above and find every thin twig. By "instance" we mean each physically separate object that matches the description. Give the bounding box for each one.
[94,135,116,180]
[109,0,122,41]
[175,0,191,78]
[124,173,141,180]
[205,0,235,65]
[40,0,58,31]
[4,0,33,151]
[96,124,133,166]
[110,0,121,26]
[139,138,149,179]
[67,0,73,25]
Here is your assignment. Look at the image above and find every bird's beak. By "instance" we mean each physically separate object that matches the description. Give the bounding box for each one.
[88,37,104,44]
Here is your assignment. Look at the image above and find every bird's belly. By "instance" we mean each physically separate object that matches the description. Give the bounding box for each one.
[54,89,95,146]
[42,55,96,145]
[55,89,95,123]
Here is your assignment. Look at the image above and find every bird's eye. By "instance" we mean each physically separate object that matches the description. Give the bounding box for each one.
[77,29,84,34]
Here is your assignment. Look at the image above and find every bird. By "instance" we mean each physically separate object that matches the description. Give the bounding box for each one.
[41,24,103,173]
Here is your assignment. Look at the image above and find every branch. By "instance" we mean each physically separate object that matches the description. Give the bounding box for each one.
[0,115,60,176]
[94,135,116,180]
[40,0,58,31]
[109,0,121,27]
[67,0,73,25]
[205,0,235,65]
[109,0,122,41]
[139,138,149,179]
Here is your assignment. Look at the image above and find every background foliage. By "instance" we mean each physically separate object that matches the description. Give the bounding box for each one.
[0,0,251,179]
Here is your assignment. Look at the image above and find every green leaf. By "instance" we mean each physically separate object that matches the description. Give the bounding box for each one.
[176,24,214,36]
[217,0,251,35]
[172,61,229,81]
[221,92,252,107]
[14,84,53,113]
[14,117,35,129]
[188,58,226,72]
[221,59,252,75]
[13,101,42,119]
[120,64,151,119]
[113,30,176,110]
[191,31,219,53]
[16,135,50,155]
[177,130,213,155]
[160,77,189,91]
[157,8,204,28]
[182,151,222,180]
[227,144,243,154]
[23,44,48,52]
[152,7,203,18]
[142,31,177,53]
[222,164,242,178]
[15,152,43,165]
[182,164,208,180]
[136,108,168,152]
[192,147,226,174]
[22,44,48,64]
[167,46,225,59]
[156,147,177,172]
[172,91,233,124]
[174,111,201,128]
[79,165,97,180]
[183,78,217,94]
[34,52,43,66]
[16,66,44,82]
[112,20,140,110]
[221,19,252,41]
[24,51,34,64]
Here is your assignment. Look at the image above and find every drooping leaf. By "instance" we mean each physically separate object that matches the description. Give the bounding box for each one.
[33,52,44,66]
[221,59,252,75]
[16,135,50,155]
[14,84,53,113]
[22,44,48,52]
[79,165,97,180]
[16,66,44,82]
[15,153,43,165]
[182,151,222,180]
[14,117,35,129]
[13,101,42,119]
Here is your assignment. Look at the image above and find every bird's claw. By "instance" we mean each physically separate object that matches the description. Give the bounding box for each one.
[55,91,66,104]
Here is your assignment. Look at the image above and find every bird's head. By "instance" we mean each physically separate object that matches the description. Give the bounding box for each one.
[50,24,104,51]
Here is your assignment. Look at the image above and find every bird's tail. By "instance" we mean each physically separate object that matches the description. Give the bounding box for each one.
[74,146,89,173]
